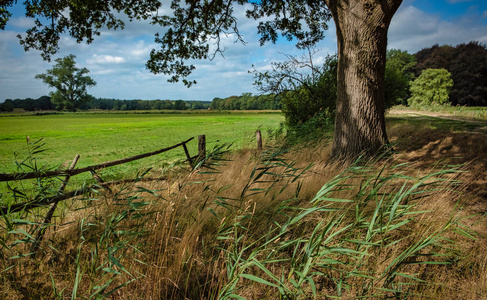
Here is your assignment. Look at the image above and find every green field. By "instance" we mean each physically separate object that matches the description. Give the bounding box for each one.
[0,112,283,181]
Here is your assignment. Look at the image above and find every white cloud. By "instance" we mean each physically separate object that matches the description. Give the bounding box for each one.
[88,55,126,64]
[9,17,35,29]
[388,4,487,52]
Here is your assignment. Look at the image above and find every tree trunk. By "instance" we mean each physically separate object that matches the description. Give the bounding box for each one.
[325,0,402,161]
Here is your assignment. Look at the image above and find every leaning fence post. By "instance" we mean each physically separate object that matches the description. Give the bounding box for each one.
[182,142,194,169]
[256,130,263,151]
[31,154,80,255]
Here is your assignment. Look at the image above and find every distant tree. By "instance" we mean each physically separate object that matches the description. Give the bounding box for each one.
[36,55,96,111]
[35,95,54,110]
[414,44,454,75]
[173,100,187,110]
[211,98,222,110]
[20,98,36,111]
[0,99,14,112]
[384,49,416,107]
[191,101,204,110]
[408,68,453,108]
[448,42,487,106]
[150,100,162,110]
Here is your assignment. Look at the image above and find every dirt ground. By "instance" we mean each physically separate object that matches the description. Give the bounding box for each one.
[388,108,487,133]
[387,109,487,207]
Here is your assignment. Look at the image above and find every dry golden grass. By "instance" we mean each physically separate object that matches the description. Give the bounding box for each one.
[1,127,487,299]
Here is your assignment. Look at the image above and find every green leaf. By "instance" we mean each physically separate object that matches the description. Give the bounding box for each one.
[240,274,279,288]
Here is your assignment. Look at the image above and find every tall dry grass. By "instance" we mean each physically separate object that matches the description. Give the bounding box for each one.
[1,140,487,299]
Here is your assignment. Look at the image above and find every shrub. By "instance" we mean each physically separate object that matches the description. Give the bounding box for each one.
[408,68,453,108]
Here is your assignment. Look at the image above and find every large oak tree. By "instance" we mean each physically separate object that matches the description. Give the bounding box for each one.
[1,0,403,161]
[36,54,96,111]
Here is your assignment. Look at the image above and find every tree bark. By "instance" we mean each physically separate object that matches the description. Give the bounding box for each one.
[325,0,402,161]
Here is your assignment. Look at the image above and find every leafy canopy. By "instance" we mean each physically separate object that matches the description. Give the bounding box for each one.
[36,54,96,111]
[2,0,331,87]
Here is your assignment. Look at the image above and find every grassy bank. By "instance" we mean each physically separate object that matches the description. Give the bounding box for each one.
[1,135,486,299]
[1,112,487,298]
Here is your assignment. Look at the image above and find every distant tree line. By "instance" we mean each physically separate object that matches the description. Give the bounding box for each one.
[0,96,55,112]
[1,94,285,112]
[0,97,212,112]
[210,93,282,110]
[84,98,211,111]
[1,93,283,112]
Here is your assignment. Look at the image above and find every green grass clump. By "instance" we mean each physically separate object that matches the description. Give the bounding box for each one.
[213,155,474,299]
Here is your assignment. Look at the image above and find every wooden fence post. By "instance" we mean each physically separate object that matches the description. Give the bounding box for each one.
[198,135,206,159]
[31,154,80,255]
[256,130,263,151]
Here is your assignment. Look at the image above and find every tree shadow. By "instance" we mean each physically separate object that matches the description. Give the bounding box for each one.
[387,116,487,202]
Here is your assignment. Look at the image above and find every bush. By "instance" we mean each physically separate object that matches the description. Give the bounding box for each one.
[281,55,337,127]
[408,68,453,108]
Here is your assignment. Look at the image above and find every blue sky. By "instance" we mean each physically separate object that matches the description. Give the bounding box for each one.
[1,0,486,102]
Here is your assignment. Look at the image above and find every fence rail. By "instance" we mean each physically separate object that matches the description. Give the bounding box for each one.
[0,136,205,215]
[1,131,264,255]
[0,131,264,214]
[0,137,197,182]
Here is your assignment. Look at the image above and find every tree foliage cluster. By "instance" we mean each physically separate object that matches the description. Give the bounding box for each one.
[252,51,338,127]
[408,68,453,108]
[384,49,416,107]
[210,93,282,110]
[414,41,487,106]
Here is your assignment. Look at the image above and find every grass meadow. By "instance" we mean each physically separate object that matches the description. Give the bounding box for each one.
[0,112,283,184]
[1,109,487,299]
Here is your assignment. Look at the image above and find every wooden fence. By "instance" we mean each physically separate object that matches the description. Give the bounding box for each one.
[0,135,210,253]
[0,131,263,253]
[0,131,264,215]
[0,135,208,213]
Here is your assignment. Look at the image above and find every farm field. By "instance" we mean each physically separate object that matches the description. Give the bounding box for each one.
[0,112,284,202]
[0,112,283,172]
